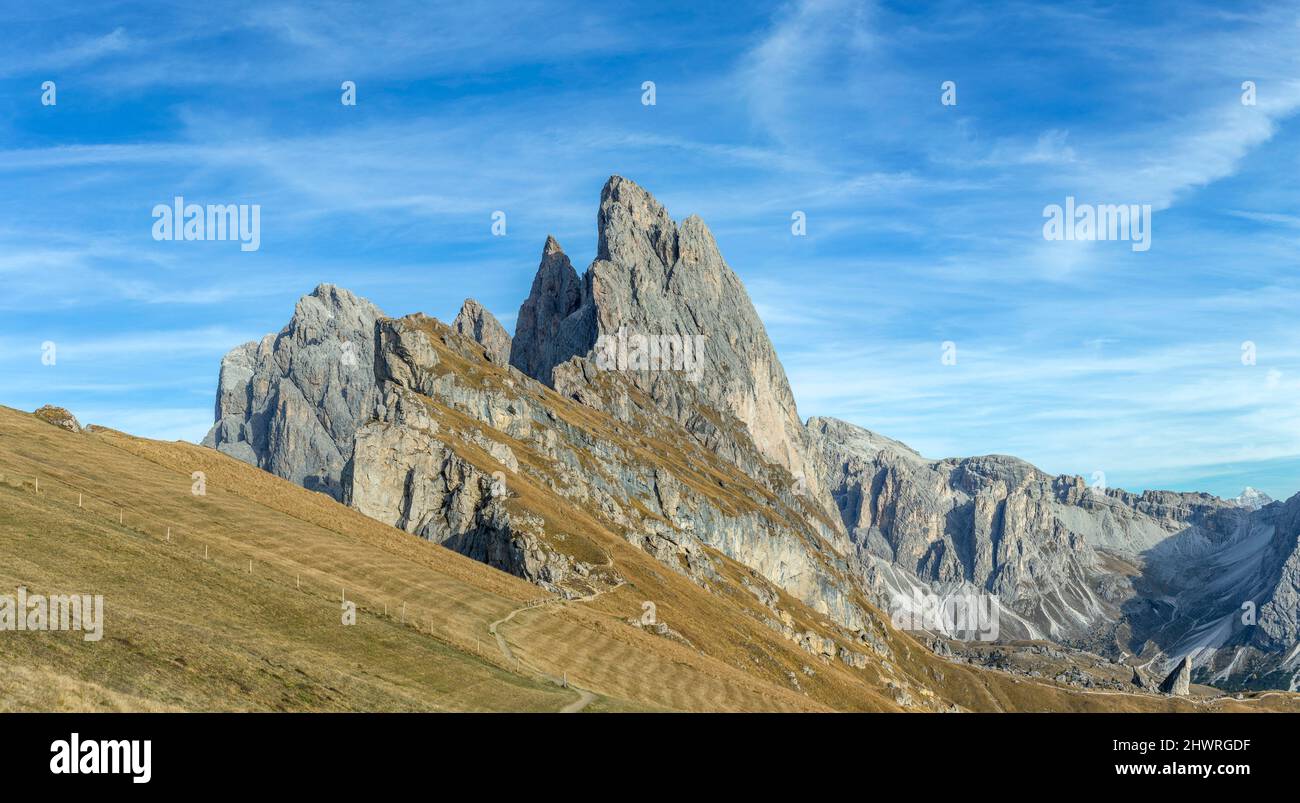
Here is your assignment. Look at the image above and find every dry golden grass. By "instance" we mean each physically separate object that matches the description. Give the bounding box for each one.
[4,401,1298,713]
[0,405,857,712]
[0,663,181,712]
[0,406,574,711]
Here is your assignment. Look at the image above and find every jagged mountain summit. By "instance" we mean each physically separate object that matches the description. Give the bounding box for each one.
[201,175,1300,694]
[1232,487,1275,511]
[509,176,827,507]
[509,235,587,384]
[203,284,382,499]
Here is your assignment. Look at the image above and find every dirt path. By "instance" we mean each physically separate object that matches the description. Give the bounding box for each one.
[488,602,539,663]
[486,568,624,713]
[559,688,596,713]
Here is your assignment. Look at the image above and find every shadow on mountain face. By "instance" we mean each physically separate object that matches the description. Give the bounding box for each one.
[1122,503,1281,659]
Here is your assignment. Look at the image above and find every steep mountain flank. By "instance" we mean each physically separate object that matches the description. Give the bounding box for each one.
[1129,490,1300,691]
[811,417,1108,641]
[20,404,1298,711]
[1251,495,1300,652]
[347,313,863,628]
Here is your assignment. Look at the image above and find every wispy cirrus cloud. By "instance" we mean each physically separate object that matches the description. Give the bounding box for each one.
[2,0,1299,500]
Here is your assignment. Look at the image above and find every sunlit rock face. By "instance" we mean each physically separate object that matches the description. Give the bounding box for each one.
[203,283,382,500]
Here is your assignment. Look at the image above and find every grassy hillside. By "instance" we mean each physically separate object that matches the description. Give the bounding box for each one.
[0,405,820,711]
[2,404,1297,712]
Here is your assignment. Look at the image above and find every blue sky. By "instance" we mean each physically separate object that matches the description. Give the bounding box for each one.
[2,0,1299,501]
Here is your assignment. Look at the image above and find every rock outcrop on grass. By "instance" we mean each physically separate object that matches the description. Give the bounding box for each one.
[33,405,81,433]
[1159,656,1192,696]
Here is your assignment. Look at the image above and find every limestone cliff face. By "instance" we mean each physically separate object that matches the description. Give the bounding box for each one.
[346,401,571,587]
[509,177,824,507]
[202,284,381,499]
[1252,495,1300,651]
[809,417,1109,640]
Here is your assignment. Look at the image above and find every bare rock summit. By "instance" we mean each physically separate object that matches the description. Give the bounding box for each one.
[509,176,821,496]
[451,298,511,365]
[202,283,383,500]
[509,235,593,384]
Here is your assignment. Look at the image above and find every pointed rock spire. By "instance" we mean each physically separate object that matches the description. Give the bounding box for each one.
[1158,656,1191,695]
[509,235,594,385]
[597,175,678,269]
[509,176,820,493]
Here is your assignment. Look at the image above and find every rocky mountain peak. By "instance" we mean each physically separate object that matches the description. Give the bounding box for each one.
[597,175,679,269]
[542,233,565,258]
[808,416,926,466]
[451,298,511,365]
[512,176,820,494]
[292,283,376,335]
[202,284,383,499]
[1232,486,1275,510]
[509,236,592,385]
